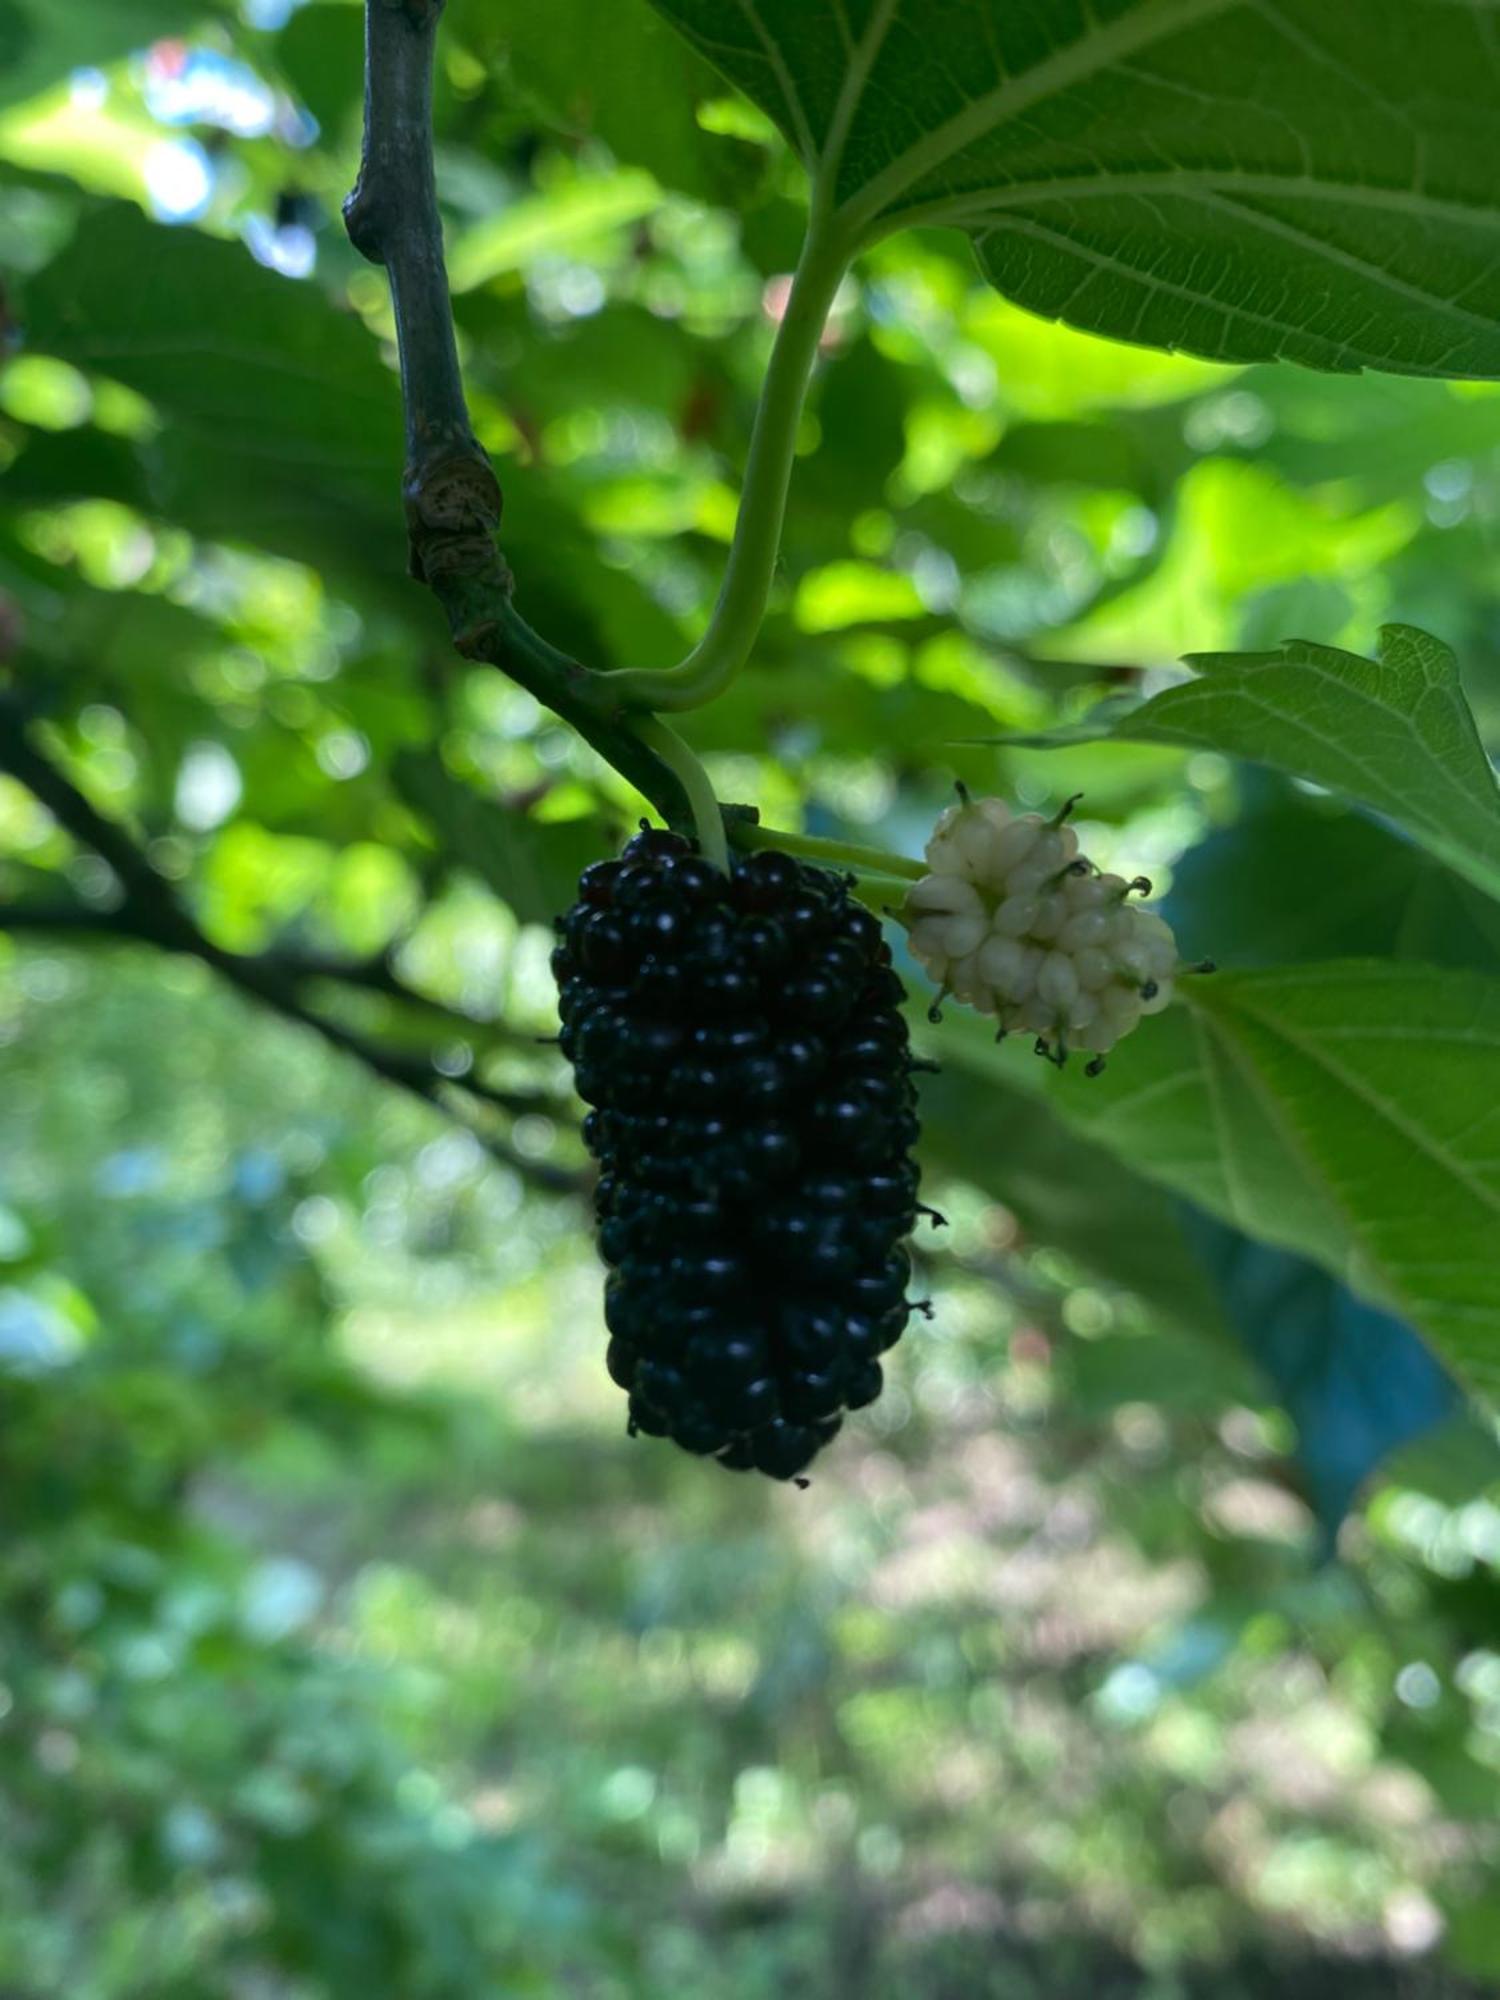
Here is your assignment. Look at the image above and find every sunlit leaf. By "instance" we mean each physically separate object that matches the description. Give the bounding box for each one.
[652,0,1500,375]
[1016,625,1500,906]
[794,559,924,632]
[1030,457,1412,662]
[447,170,662,294]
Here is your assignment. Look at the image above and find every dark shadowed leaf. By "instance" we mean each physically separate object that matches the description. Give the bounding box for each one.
[1180,1206,1458,1537]
[20,205,405,570]
[936,962,1500,1398]
[451,0,761,203]
[1164,781,1500,977]
[23,206,399,469]
[918,1058,1226,1340]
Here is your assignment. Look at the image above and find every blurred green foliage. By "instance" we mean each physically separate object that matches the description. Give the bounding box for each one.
[4,2,1500,1994]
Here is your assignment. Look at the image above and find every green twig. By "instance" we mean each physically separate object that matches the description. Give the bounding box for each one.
[604,221,851,713]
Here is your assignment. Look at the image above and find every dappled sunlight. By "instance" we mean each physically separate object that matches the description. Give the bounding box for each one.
[5,1,1500,1992]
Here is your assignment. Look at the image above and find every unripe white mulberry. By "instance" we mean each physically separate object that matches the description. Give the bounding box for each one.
[975,934,1034,992]
[901,790,1206,1070]
[906,874,983,920]
[1057,907,1111,951]
[1036,951,1079,1013]
[992,892,1041,938]
[1028,893,1069,943]
[1072,946,1115,991]
[989,816,1045,876]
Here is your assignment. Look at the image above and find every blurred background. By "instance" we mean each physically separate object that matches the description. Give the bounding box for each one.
[3,3,1500,1995]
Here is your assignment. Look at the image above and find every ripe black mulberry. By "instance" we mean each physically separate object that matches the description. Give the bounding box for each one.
[553,826,924,1480]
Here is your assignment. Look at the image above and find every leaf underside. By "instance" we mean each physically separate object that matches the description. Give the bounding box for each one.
[1003,624,1500,910]
[942,962,1500,1399]
[650,0,1500,375]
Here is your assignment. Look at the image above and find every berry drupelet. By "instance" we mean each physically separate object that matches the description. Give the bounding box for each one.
[552,826,925,1481]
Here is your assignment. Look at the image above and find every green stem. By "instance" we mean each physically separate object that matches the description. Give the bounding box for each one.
[732,819,925,883]
[604,220,851,714]
[631,717,730,874]
[846,872,923,919]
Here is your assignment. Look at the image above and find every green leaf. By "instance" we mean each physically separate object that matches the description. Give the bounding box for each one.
[457,0,759,203]
[392,747,605,928]
[1008,625,1500,907]
[21,204,404,564]
[447,170,663,295]
[0,0,219,113]
[273,2,366,143]
[919,1059,1229,1341]
[23,204,399,458]
[1166,784,1500,977]
[1194,964,1500,1396]
[939,962,1500,1396]
[680,651,1024,764]
[650,0,1500,376]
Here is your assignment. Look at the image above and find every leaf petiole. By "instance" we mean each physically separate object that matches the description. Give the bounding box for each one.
[604,217,851,714]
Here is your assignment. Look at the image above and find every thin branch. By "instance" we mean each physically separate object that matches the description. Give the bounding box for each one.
[631,716,731,873]
[220,951,582,1193]
[345,0,499,586]
[0,901,134,937]
[0,700,198,952]
[0,715,583,1194]
[343,0,693,824]
[0,902,555,1094]
[271,944,556,1059]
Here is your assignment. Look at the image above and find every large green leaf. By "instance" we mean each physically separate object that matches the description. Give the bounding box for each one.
[937,962,1500,1395]
[20,202,406,524]
[651,0,1500,375]
[919,1058,1228,1339]
[1166,784,1500,977]
[1006,625,1500,906]
[453,0,759,204]
[0,1,219,112]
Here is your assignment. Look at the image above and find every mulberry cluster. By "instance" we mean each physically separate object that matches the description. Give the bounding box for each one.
[552,827,926,1481]
[904,792,1185,1068]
